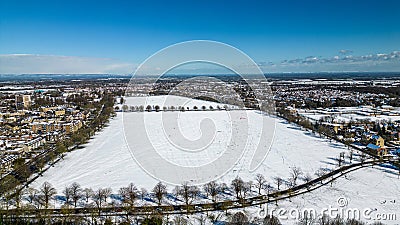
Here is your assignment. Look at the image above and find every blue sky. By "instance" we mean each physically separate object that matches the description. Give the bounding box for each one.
[0,0,399,74]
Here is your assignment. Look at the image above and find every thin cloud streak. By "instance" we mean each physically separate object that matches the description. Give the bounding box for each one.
[0,54,137,74]
[0,51,399,74]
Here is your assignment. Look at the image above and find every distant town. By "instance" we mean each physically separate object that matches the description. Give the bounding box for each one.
[0,81,119,190]
[1,74,399,182]
[0,74,399,224]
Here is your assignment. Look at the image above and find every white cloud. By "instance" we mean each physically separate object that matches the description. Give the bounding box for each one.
[0,54,137,74]
[257,51,400,72]
[339,49,353,55]
[0,51,399,74]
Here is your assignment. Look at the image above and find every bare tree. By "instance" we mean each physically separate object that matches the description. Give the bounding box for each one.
[231,177,244,199]
[219,183,229,194]
[39,181,57,209]
[204,181,219,202]
[25,187,38,205]
[178,182,199,212]
[173,186,180,200]
[103,188,111,204]
[203,183,210,198]
[242,181,252,199]
[82,188,93,204]
[153,182,167,205]
[91,189,103,211]
[290,166,303,186]
[336,156,343,167]
[92,188,111,210]
[119,183,137,208]
[140,188,148,201]
[63,186,72,205]
[273,177,283,190]
[348,149,354,163]
[255,174,266,194]
[70,182,82,207]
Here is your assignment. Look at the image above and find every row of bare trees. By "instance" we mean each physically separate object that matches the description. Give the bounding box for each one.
[120,104,232,112]
[7,181,57,210]
[4,165,338,211]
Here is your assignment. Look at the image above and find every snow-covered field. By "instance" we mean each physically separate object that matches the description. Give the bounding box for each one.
[29,96,399,224]
[31,96,348,190]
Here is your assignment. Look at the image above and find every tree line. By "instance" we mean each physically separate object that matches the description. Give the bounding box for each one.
[1,156,391,224]
[119,104,233,112]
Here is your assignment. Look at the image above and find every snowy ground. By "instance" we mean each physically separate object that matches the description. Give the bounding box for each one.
[29,96,399,224]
